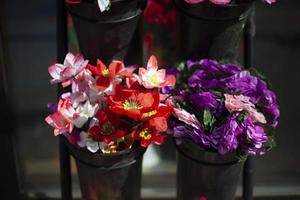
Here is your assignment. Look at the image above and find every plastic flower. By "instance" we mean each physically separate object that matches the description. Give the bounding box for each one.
[224,94,266,124]
[58,97,99,128]
[48,52,88,87]
[173,108,201,129]
[88,109,127,144]
[70,69,96,107]
[168,59,279,157]
[88,59,131,91]
[132,122,166,147]
[107,85,160,120]
[139,55,175,89]
[45,112,73,136]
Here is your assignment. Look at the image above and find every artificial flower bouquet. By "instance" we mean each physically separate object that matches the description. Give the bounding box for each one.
[166,59,279,159]
[45,53,176,154]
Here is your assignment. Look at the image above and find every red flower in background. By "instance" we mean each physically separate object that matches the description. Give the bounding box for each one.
[144,32,154,51]
[144,0,176,27]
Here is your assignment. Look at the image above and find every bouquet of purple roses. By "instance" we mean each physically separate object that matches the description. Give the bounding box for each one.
[165,59,280,159]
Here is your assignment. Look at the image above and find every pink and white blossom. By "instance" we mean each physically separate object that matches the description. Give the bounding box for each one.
[224,94,266,124]
[58,97,99,128]
[48,52,88,87]
[138,55,175,89]
[173,108,201,129]
[45,112,73,136]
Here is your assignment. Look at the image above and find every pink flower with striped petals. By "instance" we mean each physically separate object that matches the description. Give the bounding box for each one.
[48,52,88,87]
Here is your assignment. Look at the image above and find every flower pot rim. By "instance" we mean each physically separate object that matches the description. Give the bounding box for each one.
[174,0,254,21]
[61,135,146,168]
[67,6,143,23]
[66,0,146,22]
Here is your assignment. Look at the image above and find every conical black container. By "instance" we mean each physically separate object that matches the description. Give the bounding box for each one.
[63,137,146,200]
[176,139,244,200]
[66,0,146,65]
[174,0,254,62]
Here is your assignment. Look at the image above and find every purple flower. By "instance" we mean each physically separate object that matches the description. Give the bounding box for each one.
[166,67,181,76]
[240,117,268,155]
[211,113,243,154]
[188,69,219,89]
[172,125,202,144]
[47,103,58,112]
[189,92,224,116]
[221,71,259,101]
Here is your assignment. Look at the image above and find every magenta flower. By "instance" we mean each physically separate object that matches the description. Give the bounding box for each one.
[173,108,201,129]
[48,52,88,87]
[224,94,266,124]
[58,96,99,128]
[45,112,73,136]
[139,55,176,89]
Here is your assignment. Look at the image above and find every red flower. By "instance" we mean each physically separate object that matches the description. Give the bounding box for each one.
[141,104,173,121]
[144,32,154,51]
[87,59,131,91]
[106,85,160,121]
[88,109,126,144]
[132,123,166,147]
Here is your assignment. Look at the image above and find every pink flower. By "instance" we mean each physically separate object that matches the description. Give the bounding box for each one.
[45,112,73,136]
[263,0,276,4]
[247,107,267,124]
[71,69,96,107]
[48,52,89,87]
[139,55,176,89]
[224,94,266,124]
[184,0,204,3]
[184,0,230,4]
[209,0,231,5]
[173,108,201,129]
[224,94,252,112]
[58,97,99,128]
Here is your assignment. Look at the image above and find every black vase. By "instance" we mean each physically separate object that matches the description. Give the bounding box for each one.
[174,0,254,62]
[176,139,244,200]
[63,137,146,200]
[66,0,146,65]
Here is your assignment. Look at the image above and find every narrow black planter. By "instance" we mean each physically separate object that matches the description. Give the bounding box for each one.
[66,0,146,65]
[174,0,254,62]
[176,139,244,200]
[63,137,146,200]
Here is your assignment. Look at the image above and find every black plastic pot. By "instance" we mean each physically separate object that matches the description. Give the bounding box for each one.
[66,0,146,65]
[176,138,244,200]
[63,137,146,200]
[174,0,254,62]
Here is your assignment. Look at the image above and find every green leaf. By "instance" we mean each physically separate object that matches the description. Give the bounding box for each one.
[236,152,248,162]
[237,112,247,122]
[203,109,216,130]
[177,62,185,71]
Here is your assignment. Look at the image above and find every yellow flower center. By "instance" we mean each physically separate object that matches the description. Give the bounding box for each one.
[102,69,110,77]
[143,110,157,118]
[123,100,142,110]
[139,128,152,140]
[147,74,162,85]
